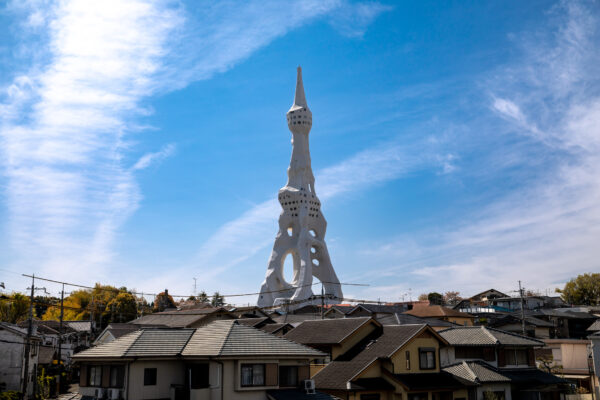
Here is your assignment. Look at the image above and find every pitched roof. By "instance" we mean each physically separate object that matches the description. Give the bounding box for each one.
[405,305,473,319]
[236,317,271,327]
[438,326,544,347]
[183,320,324,357]
[75,320,324,360]
[66,321,91,332]
[350,304,406,314]
[313,324,427,390]
[443,361,510,384]
[586,319,600,332]
[490,314,554,328]
[260,323,293,334]
[284,317,376,345]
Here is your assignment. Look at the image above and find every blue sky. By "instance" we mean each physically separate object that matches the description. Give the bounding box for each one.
[0,0,599,305]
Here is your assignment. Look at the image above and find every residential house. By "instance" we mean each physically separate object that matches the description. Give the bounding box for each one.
[488,315,554,339]
[94,323,166,346]
[587,320,600,334]
[313,323,468,400]
[588,332,600,399]
[438,326,565,399]
[322,305,356,319]
[284,318,383,364]
[343,304,408,320]
[129,307,235,328]
[404,306,475,326]
[524,310,598,339]
[17,319,91,366]
[470,290,510,303]
[537,339,594,393]
[74,320,327,400]
[237,318,276,329]
[0,322,41,396]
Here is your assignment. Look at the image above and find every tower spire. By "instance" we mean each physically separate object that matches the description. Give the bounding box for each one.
[293,66,307,109]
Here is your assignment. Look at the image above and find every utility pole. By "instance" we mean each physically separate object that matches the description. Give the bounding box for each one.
[57,283,65,394]
[89,294,94,336]
[21,274,35,400]
[321,284,324,320]
[518,281,526,336]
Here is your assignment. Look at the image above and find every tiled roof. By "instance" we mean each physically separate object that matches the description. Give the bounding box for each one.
[237,317,270,327]
[74,330,142,359]
[260,323,292,334]
[438,326,544,347]
[500,368,566,385]
[129,309,234,327]
[271,314,323,325]
[313,324,425,390]
[184,320,324,357]
[405,305,473,319]
[443,361,510,384]
[75,320,324,360]
[490,314,554,328]
[284,317,375,345]
[586,320,600,331]
[125,329,194,357]
[66,321,92,332]
[351,304,406,314]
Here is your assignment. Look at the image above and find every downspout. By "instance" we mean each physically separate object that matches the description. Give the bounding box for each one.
[125,361,132,400]
[213,359,224,400]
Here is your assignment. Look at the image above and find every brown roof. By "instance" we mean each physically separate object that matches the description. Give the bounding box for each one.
[284,317,377,345]
[313,324,427,390]
[260,323,293,334]
[405,305,473,319]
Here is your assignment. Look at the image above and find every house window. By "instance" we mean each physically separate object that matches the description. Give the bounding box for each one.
[279,366,298,387]
[190,364,209,389]
[405,351,410,370]
[418,348,436,370]
[144,368,157,386]
[241,364,265,387]
[110,366,125,388]
[505,349,528,365]
[483,391,505,400]
[89,366,102,387]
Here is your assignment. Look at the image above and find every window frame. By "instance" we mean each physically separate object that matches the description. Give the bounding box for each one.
[240,364,266,387]
[418,347,436,370]
[143,368,157,386]
[89,366,102,387]
[405,350,411,370]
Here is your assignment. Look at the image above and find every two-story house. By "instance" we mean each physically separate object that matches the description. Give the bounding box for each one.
[438,326,565,400]
[312,323,466,400]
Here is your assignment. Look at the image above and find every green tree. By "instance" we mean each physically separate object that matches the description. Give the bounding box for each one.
[0,293,30,323]
[106,292,138,322]
[417,293,428,301]
[428,292,443,305]
[556,273,600,305]
[198,291,210,304]
[43,289,91,321]
[153,291,176,312]
[211,292,225,307]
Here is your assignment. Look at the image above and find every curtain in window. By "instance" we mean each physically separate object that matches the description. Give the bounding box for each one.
[241,366,253,386]
[252,365,265,386]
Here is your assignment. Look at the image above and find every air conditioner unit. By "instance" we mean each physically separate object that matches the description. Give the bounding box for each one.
[95,388,105,399]
[109,389,121,400]
[304,379,315,394]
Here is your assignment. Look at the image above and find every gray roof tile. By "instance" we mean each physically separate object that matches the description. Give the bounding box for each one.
[438,326,544,347]
[443,361,510,383]
[284,317,375,345]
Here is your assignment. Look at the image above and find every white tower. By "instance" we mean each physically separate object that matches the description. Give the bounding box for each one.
[257,67,343,309]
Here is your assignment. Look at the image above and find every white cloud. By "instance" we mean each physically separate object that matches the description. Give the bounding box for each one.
[351,0,600,300]
[328,1,392,38]
[0,0,388,284]
[133,143,176,170]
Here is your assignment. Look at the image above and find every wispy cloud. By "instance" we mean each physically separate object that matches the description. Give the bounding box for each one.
[0,0,389,283]
[327,1,392,38]
[133,143,176,171]
[355,0,600,299]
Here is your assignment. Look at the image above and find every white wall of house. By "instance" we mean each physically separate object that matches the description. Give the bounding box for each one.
[0,329,39,395]
[128,360,184,400]
[440,346,499,368]
[590,336,600,400]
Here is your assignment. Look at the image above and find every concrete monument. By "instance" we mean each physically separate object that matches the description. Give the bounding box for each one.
[257,67,343,309]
